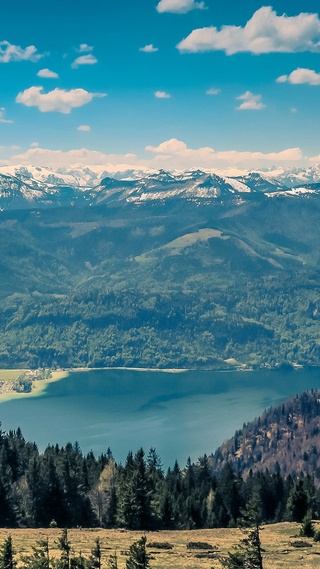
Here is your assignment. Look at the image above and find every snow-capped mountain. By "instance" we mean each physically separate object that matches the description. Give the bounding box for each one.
[0,164,320,210]
[263,164,320,188]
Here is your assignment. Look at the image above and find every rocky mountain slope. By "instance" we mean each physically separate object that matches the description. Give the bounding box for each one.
[210,389,320,480]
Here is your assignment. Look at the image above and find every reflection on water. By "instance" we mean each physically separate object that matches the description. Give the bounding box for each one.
[0,368,319,466]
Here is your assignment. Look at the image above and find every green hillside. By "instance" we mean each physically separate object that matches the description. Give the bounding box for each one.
[1,195,320,368]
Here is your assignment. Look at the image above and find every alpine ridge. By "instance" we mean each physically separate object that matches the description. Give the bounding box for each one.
[1,165,320,210]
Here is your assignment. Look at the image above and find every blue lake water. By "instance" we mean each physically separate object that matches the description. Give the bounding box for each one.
[0,367,320,466]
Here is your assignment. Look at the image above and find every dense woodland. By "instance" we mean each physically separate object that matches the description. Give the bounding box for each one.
[1,195,320,369]
[0,421,319,530]
[1,272,320,369]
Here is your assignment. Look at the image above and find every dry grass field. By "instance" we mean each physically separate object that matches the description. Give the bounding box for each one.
[2,522,320,568]
[0,369,22,380]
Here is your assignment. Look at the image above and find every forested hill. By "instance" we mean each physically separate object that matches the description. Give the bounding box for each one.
[210,389,320,479]
[1,186,320,369]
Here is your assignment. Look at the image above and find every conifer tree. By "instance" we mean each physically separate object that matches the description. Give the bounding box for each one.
[0,536,16,569]
[223,494,264,569]
[56,529,71,569]
[87,538,102,569]
[222,525,263,569]
[21,539,50,569]
[126,536,150,569]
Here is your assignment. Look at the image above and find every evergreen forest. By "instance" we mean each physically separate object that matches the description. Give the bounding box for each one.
[0,424,318,531]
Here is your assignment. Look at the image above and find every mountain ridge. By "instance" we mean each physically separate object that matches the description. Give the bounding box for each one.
[1,164,320,210]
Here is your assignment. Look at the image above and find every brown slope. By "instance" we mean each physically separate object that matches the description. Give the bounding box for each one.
[209,389,320,480]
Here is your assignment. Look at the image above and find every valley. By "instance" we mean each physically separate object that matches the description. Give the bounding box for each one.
[1,167,320,370]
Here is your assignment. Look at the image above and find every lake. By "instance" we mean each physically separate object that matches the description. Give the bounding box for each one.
[0,367,320,466]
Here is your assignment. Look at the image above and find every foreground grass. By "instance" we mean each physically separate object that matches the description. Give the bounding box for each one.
[2,523,320,568]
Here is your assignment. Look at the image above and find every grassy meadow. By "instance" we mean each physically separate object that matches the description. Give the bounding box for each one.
[3,523,320,569]
[0,369,22,380]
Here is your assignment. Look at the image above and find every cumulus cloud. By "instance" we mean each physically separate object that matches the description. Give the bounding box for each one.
[71,54,98,68]
[139,44,159,52]
[157,0,206,14]
[236,91,265,111]
[30,142,39,147]
[37,68,59,79]
[16,86,106,113]
[206,87,220,95]
[0,108,13,123]
[155,90,171,98]
[77,125,91,131]
[77,44,94,53]
[0,40,44,63]
[145,138,304,169]
[6,146,142,170]
[3,138,307,171]
[177,7,320,54]
[277,67,320,85]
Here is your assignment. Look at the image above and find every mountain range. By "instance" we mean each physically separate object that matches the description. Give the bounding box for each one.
[1,164,320,210]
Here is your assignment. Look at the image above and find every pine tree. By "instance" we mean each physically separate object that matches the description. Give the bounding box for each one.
[222,525,263,569]
[0,536,16,569]
[55,529,71,569]
[126,536,150,569]
[21,539,50,569]
[87,538,102,569]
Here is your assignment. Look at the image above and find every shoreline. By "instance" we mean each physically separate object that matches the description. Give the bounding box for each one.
[0,370,69,403]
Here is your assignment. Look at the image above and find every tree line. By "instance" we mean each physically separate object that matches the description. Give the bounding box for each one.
[0,426,319,530]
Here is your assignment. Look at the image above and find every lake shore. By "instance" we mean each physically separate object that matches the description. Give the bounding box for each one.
[0,370,69,403]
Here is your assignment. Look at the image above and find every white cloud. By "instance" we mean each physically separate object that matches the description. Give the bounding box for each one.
[145,138,304,169]
[16,86,106,113]
[6,147,141,170]
[31,142,39,147]
[77,44,94,53]
[0,40,44,63]
[156,0,206,14]
[139,44,159,53]
[4,138,307,171]
[177,7,320,54]
[155,90,171,98]
[77,125,91,131]
[0,108,13,123]
[206,87,220,95]
[37,68,59,79]
[71,54,98,68]
[277,67,320,85]
[236,91,265,111]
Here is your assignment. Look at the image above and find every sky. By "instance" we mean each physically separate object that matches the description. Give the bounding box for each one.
[1,0,320,172]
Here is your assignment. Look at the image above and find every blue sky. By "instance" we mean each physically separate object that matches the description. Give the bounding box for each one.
[1,0,320,172]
